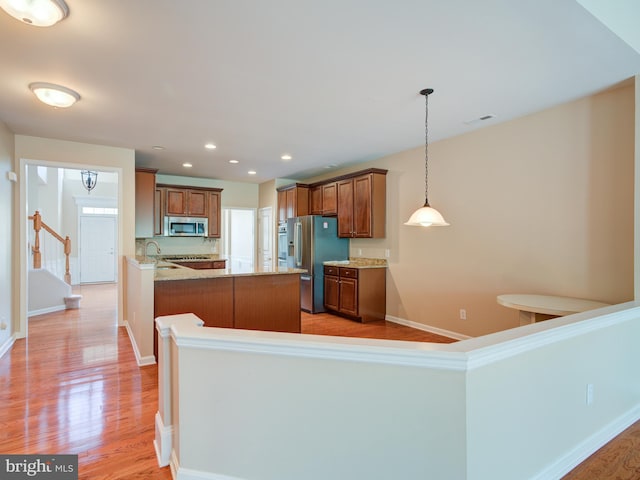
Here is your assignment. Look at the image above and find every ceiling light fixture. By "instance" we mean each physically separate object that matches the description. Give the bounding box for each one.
[29,82,80,108]
[229,159,239,164]
[80,170,98,194]
[0,0,68,26]
[205,143,216,150]
[281,154,292,161]
[404,88,449,227]
[152,145,165,150]
[182,163,192,168]
[248,170,256,175]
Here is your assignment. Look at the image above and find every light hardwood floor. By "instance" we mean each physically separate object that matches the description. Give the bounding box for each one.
[1,283,637,479]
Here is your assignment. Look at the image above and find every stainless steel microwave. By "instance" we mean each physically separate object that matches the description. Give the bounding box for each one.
[164,216,208,237]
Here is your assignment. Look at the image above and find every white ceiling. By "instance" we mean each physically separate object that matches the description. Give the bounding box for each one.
[1,0,639,184]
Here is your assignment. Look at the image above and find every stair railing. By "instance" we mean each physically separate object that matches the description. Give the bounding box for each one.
[29,210,72,285]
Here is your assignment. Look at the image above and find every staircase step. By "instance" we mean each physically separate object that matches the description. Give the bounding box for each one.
[64,294,82,309]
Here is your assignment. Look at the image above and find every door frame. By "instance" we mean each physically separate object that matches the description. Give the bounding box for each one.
[17,158,123,338]
[258,206,273,269]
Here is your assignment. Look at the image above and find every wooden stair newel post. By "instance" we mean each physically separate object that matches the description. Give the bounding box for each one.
[64,236,71,285]
[32,210,42,269]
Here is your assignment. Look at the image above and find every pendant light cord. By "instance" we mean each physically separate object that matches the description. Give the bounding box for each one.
[421,88,433,207]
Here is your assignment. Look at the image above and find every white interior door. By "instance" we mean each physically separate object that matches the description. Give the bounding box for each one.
[80,215,117,283]
[258,207,273,269]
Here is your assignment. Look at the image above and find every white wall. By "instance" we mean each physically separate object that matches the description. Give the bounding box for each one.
[160,303,640,480]
[0,122,14,354]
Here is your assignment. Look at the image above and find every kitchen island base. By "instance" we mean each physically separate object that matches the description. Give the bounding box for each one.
[154,273,301,358]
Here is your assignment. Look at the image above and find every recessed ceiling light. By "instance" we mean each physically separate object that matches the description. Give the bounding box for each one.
[324,163,338,169]
[29,82,80,108]
[152,145,165,150]
[281,154,292,161]
[182,163,192,168]
[205,143,216,150]
[248,170,256,175]
[0,0,69,27]
[229,159,239,164]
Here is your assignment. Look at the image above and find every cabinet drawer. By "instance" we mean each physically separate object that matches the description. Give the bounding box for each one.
[339,267,358,279]
[324,266,339,276]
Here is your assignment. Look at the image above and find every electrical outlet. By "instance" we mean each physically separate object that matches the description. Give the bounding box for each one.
[586,384,594,406]
[459,309,467,320]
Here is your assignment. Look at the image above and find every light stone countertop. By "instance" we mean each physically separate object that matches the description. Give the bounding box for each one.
[323,258,388,269]
[128,256,306,280]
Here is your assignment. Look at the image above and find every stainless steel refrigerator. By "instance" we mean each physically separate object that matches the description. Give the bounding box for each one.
[287,215,349,313]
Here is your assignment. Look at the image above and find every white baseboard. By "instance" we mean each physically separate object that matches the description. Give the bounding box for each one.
[154,411,173,468]
[385,314,471,341]
[170,449,246,480]
[532,404,640,479]
[124,321,156,366]
[0,334,16,359]
[28,304,66,317]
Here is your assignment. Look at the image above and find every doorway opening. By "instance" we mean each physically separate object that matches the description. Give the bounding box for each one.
[222,208,256,272]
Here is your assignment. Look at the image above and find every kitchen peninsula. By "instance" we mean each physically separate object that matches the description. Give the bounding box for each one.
[125,256,306,364]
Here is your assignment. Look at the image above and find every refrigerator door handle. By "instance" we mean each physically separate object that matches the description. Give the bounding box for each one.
[295,221,303,267]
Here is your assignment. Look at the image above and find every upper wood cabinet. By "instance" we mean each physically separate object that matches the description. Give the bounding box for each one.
[336,170,387,238]
[322,182,337,216]
[154,187,165,236]
[275,168,386,237]
[158,184,223,238]
[277,189,287,224]
[277,184,309,223]
[208,190,222,238]
[310,185,323,215]
[135,168,157,238]
[165,188,208,217]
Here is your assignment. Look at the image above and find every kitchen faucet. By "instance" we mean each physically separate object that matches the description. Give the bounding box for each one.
[144,240,161,260]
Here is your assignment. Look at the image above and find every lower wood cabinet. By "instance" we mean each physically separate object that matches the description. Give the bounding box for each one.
[323,266,386,322]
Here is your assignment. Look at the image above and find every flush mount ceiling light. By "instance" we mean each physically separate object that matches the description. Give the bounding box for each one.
[205,143,216,150]
[248,170,256,175]
[281,154,292,161]
[229,159,239,164]
[80,170,98,194]
[29,82,80,108]
[182,163,192,168]
[404,88,449,227]
[0,0,69,26]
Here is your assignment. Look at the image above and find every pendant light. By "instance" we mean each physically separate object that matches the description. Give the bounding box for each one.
[81,170,98,193]
[404,88,449,227]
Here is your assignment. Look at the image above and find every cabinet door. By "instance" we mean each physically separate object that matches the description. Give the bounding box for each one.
[187,190,208,217]
[154,188,165,236]
[208,190,221,237]
[339,277,358,317]
[324,274,340,311]
[286,188,296,219]
[322,182,337,216]
[277,190,287,224]
[353,174,372,237]
[135,170,155,238]
[166,189,187,216]
[337,179,354,237]
[310,186,323,215]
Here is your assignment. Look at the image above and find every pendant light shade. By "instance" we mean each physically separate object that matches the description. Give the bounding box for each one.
[405,88,449,227]
[0,0,69,27]
[405,205,449,227]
